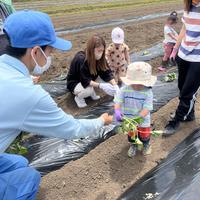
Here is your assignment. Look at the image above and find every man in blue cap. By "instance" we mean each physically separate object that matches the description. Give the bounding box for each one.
[0,10,113,199]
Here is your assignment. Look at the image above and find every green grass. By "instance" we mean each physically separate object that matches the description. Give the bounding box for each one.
[42,0,181,16]
[14,0,182,16]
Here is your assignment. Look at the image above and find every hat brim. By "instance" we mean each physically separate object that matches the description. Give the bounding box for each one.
[121,76,157,87]
[50,37,72,51]
[112,38,124,44]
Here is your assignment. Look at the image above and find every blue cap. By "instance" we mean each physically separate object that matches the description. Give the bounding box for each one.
[3,10,72,51]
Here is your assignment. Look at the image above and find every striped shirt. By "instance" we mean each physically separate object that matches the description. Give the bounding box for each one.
[178,3,200,62]
[114,85,153,127]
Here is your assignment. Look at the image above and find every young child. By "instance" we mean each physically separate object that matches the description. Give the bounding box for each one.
[159,11,178,71]
[114,62,157,157]
[106,27,130,85]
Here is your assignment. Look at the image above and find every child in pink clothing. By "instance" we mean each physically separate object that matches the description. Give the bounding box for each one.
[159,11,178,71]
[106,27,130,85]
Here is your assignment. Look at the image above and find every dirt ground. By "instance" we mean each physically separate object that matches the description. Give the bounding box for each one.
[39,2,183,81]
[17,1,197,199]
[38,97,200,200]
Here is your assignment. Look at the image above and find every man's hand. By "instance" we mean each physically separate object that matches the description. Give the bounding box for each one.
[31,75,40,84]
[100,113,113,125]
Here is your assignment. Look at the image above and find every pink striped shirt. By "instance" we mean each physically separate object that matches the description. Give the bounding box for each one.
[178,3,200,62]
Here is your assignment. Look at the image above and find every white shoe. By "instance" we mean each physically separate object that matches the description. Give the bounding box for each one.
[90,91,100,100]
[74,96,87,108]
[127,145,137,158]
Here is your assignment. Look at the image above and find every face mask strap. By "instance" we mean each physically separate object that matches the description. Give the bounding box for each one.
[31,49,39,66]
[31,47,48,65]
[39,47,48,61]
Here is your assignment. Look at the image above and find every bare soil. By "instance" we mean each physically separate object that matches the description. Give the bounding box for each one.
[40,2,183,81]
[21,1,197,200]
[38,97,200,200]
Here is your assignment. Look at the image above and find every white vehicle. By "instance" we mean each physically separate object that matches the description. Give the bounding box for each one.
[0,0,14,54]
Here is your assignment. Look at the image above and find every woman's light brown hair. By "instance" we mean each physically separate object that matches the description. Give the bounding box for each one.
[85,34,108,75]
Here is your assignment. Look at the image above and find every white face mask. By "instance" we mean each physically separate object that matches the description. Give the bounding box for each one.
[95,53,103,60]
[32,47,52,75]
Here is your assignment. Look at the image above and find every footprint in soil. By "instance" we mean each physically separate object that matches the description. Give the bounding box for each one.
[109,145,146,185]
[96,192,109,200]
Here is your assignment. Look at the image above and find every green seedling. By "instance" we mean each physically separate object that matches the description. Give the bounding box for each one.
[142,50,149,56]
[162,73,176,82]
[118,116,144,145]
[151,130,163,137]
[6,133,28,155]
[118,116,163,145]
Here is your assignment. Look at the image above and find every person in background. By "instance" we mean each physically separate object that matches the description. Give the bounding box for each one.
[159,11,178,71]
[114,62,156,157]
[67,34,119,108]
[164,0,200,136]
[106,27,130,85]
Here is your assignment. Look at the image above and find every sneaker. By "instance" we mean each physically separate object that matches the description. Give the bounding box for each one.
[74,96,87,108]
[143,144,152,156]
[127,144,137,158]
[90,91,100,100]
[137,144,143,151]
[161,60,169,68]
[163,118,180,137]
[185,114,195,122]
[170,112,195,122]
[169,59,177,67]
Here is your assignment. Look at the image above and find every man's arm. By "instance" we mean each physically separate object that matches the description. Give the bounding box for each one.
[21,92,112,139]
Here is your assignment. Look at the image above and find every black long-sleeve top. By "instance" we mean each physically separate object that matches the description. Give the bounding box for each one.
[67,51,113,92]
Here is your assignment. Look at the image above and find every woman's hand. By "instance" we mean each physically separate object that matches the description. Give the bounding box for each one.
[170,48,178,61]
[109,79,117,85]
[170,24,186,61]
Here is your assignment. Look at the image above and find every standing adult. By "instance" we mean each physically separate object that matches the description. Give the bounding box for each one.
[164,0,200,136]
[0,10,112,199]
[67,35,119,108]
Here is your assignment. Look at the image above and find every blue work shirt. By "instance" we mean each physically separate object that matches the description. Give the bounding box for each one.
[0,54,104,153]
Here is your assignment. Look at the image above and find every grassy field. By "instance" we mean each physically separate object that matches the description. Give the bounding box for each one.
[14,0,182,16]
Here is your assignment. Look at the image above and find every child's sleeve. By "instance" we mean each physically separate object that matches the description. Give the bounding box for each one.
[114,88,124,105]
[164,26,172,35]
[143,89,153,111]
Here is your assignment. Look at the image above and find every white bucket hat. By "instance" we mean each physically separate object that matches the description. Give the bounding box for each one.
[121,62,157,87]
[111,27,124,44]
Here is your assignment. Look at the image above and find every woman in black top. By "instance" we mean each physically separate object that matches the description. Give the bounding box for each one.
[67,35,119,108]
